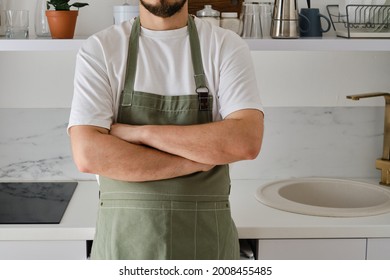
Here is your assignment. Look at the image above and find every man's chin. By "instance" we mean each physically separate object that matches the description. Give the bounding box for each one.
[140,0,187,18]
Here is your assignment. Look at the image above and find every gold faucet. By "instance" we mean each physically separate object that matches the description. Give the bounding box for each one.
[347,92,390,186]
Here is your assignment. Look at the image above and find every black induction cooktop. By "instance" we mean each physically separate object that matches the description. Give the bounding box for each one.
[0,182,77,224]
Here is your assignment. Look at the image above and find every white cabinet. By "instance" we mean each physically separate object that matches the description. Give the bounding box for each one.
[257,238,390,260]
[257,239,367,260]
[0,240,88,260]
[366,238,390,260]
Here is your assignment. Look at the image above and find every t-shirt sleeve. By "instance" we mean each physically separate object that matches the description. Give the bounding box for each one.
[67,36,115,133]
[217,33,263,119]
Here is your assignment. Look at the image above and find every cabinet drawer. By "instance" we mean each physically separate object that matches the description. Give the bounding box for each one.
[367,238,390,260]
[0,241,87,260]
[257,239,366,260]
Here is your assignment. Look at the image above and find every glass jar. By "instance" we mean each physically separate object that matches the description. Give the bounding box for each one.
[259,2,274,38]
[220,12,240,34]
[0,0,5,37]
[196,5,220,26]
[35,0,51,37]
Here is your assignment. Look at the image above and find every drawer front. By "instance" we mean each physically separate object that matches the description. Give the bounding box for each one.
[0,240,87,260]
[367,238,390,260]
[257,239,366,260]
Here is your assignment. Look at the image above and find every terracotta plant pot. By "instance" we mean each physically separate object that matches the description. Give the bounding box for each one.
[46,10,78,39]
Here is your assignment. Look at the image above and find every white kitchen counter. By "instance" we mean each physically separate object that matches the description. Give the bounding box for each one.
[1,178,390,241]
[231,178,390,239]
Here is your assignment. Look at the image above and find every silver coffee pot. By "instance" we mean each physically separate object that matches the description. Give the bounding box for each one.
[270,0,300,38]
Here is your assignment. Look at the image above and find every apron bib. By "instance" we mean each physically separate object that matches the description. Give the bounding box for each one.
[91,16,239,260]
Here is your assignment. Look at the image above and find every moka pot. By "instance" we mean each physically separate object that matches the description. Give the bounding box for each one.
[271,0,303,39]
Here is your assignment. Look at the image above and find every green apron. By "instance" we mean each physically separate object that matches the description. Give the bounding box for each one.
[90,16,239,260]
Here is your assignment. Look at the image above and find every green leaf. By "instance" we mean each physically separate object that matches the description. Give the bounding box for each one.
[47,0,88,11]
[71,3,89,9]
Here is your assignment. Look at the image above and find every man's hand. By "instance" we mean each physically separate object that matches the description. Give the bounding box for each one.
[110,123,142,144]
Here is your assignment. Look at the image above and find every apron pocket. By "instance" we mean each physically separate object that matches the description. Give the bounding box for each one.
[92,199,239,260]
[92,199,171,260]
[170,201,239,260]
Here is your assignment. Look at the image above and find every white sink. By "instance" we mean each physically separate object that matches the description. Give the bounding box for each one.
[255,178,390,217]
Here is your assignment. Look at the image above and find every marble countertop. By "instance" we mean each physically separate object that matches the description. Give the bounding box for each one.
[1,178,390,241]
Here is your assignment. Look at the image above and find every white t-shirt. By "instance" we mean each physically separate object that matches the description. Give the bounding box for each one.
[68,17,262,131]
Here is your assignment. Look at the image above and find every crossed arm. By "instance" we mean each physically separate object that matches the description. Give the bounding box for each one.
[69,109,264,182]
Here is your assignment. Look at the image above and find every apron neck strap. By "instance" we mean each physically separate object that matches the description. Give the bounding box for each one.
[187,16,208,91]
[123,17,141,96]
[123,16,208,96]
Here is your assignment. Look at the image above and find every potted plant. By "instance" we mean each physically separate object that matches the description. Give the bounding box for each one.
[46,0,89,39]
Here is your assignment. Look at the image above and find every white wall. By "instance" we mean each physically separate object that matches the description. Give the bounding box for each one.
[1,0,389,108]
[1,50,390,108]
[0,51,77,108]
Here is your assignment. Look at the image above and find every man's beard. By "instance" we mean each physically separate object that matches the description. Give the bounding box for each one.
[140,0,187,18]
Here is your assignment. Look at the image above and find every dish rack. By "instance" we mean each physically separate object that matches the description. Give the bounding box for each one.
[326,4,390,38]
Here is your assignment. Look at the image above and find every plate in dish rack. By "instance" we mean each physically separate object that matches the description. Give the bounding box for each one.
[339,0,387,23]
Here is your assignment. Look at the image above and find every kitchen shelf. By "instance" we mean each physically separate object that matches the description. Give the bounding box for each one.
[0,37,86,51]
[1,36,390,51]
[246,37,390,51]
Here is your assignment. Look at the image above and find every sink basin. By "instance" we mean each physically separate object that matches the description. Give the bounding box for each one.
[255,178,390,217]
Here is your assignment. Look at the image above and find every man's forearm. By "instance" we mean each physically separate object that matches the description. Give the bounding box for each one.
[69,125,213,182]
[111,109,264,165]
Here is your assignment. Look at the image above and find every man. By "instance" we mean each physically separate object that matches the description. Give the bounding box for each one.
[68,0,264,259]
